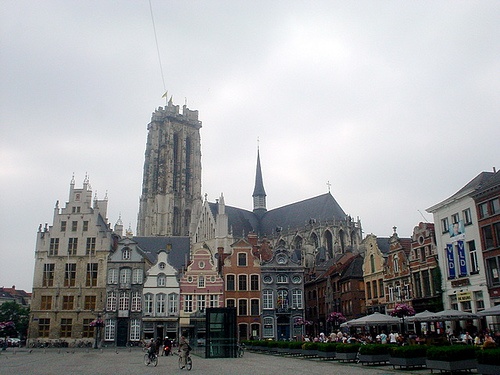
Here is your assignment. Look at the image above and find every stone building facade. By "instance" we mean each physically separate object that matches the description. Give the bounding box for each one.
[28,176,114,345]
[362,234,389,314]
[409,222,443,313]
[383,228,412,313]
[105,236,151,346]
[260,245,305,340]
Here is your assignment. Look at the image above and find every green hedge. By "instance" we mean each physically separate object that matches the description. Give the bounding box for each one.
[426,345,476,361]
[476,348,500,366]
[277,341,289,348]
[288,341,303,350]
[335,343,361,353]
[317,343,337,352]
[389,345,428,358]
[359,344,393,355]
[302,342,319,350]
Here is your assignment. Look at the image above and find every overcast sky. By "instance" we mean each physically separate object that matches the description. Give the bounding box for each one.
[1,1,498,292]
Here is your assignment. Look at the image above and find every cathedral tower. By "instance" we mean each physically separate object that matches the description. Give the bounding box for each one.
[137,98,202,236]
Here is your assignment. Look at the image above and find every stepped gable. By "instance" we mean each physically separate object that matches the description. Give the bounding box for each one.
[259,192,348,236]
[133,236,190,270]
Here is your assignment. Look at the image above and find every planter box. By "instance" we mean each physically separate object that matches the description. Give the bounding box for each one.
[317,351,336,359]
[358,354,390,365]
[335,352,357,362]
[477,363,500,375]
[389,356,426,369]
[426,359,477,372]
[300,349,317,357]
[288,348,302,355]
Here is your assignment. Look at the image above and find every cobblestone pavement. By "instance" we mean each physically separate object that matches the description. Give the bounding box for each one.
[0,347,475,375]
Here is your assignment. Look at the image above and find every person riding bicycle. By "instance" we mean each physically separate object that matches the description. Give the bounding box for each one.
[178,335,191,369]
[147,338,157,361]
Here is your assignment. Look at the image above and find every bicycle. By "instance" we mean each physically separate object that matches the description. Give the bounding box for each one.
[144,351,158,367]
[178,351,192,371]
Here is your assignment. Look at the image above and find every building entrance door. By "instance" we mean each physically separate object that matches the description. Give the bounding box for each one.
[116,319,128,346]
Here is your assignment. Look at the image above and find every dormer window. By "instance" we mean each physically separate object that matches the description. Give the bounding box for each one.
[122,248,130,260]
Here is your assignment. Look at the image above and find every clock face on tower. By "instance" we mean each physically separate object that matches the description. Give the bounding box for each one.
[276,254,287,265]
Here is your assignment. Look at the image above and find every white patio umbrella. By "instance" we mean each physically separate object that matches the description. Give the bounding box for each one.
[478,304,500,316]
[431,309,479,321]
[406,310,438,322]
[341,312,401,327]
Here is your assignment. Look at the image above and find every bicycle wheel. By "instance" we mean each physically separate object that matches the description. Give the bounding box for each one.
[144,353,150,366]
[186,356,192,371]
[178,354,183,369]
[152,354,158,367]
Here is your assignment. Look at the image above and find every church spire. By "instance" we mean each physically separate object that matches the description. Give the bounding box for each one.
[252,146,267,215]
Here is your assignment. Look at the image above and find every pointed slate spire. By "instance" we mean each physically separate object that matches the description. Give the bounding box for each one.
[253,147,267,215]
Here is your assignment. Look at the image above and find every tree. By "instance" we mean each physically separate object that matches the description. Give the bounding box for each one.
[0,301,30,339]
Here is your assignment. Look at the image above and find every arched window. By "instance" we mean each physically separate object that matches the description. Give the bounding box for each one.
[157,273,166,287]
[119,268,131,285]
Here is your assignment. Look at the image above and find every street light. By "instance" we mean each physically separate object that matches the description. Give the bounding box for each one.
[90,314,104,349]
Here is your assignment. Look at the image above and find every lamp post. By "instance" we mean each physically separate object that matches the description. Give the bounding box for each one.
[91,314,104,349]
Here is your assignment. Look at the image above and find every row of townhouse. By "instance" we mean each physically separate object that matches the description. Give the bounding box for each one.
[304,169,500,335]
[28,178,306,346]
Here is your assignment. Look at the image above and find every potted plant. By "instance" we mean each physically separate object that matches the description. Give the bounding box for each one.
[426,345,477,373]
[358,344,391,365]
[301,342,318,357]
[335,343,361,362]
[390,303,415,334]
[389,345,428,369]
[316,342,336,359]
[476,347,500,375]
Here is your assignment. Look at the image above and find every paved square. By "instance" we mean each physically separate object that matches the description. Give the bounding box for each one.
[0,347,446,375]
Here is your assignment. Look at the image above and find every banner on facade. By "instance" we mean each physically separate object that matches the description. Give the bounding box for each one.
[457,240,468,277]
[446,243,455,279]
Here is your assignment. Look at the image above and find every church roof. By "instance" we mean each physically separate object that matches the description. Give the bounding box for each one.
[210,192,348,238]
[259,193,347,236]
